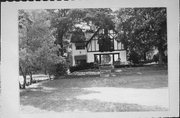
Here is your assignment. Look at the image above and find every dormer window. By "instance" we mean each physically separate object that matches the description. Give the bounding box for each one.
[75,43,85,50]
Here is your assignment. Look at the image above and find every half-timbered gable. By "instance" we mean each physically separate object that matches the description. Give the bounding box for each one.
[86,29,125,52]
[70,28,127,66]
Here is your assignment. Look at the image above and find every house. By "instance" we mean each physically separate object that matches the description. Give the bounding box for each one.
[70,27,127,66]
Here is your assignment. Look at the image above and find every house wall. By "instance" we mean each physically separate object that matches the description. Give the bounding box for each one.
[87,38,123,52]
[87,39,99,51]
[114,40,123,50]
[72,43,87,56]
[87,50,127,63]
[71,39,127,66]
[120,50,127,63]
[71,43,87,66]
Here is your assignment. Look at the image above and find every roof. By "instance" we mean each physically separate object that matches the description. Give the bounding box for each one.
[85,28,119,46]
[71,28,86,43]
[70,27,120,45]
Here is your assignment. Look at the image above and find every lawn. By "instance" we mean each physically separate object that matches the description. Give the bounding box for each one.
[20,65,168,113]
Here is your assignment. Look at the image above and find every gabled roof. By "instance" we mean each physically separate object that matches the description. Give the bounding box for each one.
[85,28,119,46]
[85,27,101,46]
[71,28,86,43]
[70,26,120,45]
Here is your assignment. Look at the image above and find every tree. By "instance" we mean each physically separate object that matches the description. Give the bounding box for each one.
[19,9,34,88]
[116,8,167,64]
[83,8,116,52]
[71,27,86,43]
[19,9,64,88]
[34,37,66,77]
[48,9,73,56]
[128,50,140,64]
[48,8,117,54]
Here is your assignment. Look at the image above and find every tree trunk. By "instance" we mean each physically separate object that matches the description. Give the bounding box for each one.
[22,74,26,89]
[143,52,147,61]
[158,47,164,65]
[19,82,22,89]
[60,44,64,56]
[20,66,26,89]
[157,29,166,65]
[44,69,47,75]
[29,71,33,85]
[58,32,64,57]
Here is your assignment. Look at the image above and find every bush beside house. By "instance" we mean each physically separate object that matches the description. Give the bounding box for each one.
[70,62,98,72]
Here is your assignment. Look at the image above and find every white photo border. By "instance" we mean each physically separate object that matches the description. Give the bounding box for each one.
[1,0,179,118]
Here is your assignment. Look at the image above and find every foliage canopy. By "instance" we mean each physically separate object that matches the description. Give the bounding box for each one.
[19,8,167,88]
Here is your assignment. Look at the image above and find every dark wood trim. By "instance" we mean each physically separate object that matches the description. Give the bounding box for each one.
[113,54,115,64]
[87,44,89,51]
[95,39,96,51]
[94,53,120,64]
[117,41,118,50]
[87,41,93,52]
[86,27,101,46]
[112,37,114,50]
[87,49,126,52]
[99,55,101,64]
[90,41,92,51]
[94,55,95,63]
[94,53,119,56]
[85,28,126,52]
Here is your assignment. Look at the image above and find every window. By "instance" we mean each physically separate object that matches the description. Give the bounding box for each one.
[74,55,87,65]
[75,43,85,50]
[76,45,85,50]
[76,59,86,65]
[94,53,119,65]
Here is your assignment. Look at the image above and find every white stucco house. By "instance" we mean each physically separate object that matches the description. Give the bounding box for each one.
[70,27,127,66]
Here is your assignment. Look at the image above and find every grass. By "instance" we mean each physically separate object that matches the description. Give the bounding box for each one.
[20,65,168,112]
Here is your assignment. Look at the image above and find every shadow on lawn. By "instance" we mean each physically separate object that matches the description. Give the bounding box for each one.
[20,65,168,112]
[21,96,168,112]
[41,71,168,89]
[21,83,169,112]
[20,75,168,112]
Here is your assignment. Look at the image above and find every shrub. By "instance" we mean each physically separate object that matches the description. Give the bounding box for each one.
[128,51,140,64]
[48,62,68,79]
[153,53,167,64]
[139,59,154,64]
[70,62,98,72]
[153,53,159,63]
